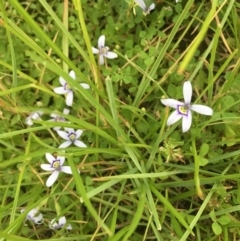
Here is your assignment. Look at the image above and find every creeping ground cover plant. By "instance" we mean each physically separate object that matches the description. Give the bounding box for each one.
[1,0,240,241]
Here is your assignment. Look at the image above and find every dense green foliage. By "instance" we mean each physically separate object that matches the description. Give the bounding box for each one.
[1,0,240,240]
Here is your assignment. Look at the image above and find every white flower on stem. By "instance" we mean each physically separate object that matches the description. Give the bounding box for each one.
[49,216,72,230]
[48,108,70,131]
[25,111,43,126]
[92,35,118,65]
[21,208,43,225]
[54,70,90,107]
[161,81,213,132]
[41,153,76,187]
[57,128,87,149]
[134,0,155,15]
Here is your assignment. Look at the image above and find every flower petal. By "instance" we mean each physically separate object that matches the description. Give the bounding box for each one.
[92,47,99,54]
[53,126,61,131]
[190,104,213,116]
[149,3,155,11]
[50,113,58,118]
[66,224,73,230]
[161,99,184,109]
[61,166,73,174]
[74,140,87,148]
[99,55,105,65]
[21,208,25,213]
[26,117,33,126]
[49,219,58,229]
[65,127,74,133]
[54,87,68,95]
[46,171,59,187]
[183,81,192,104]
[31,112,41,120]
[59,216,66,226]
[80,83,90,89]
[98,35,105,48]
[57,130,69,140]
[69,70,76,80]
[75,129,83,138]
[59,156,65,165]
[45,153,55,163]
[28,208,38,217]
[37,111,44,116]
[182,111,192,132]
[105,51,118,59]
[167,110,182,126]
[66,91,73,106]
[41,164,54,171]
[59,141,72,149]
[33,213,43,224]
[59,76,66,86]
[135,0,146,10]
[63,108,70,115]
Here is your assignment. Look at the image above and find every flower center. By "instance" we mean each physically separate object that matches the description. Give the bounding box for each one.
[99,46,109,55]
[55,116,65,122]
[64,83,71,91]
[68,133,76,141]
[52,160,61,171]
[178,105,188,115]
[144,7,150,13]
[27,215,34,222]
[54,223,63,229]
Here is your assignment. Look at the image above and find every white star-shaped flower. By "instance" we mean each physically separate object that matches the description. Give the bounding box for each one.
[161,81,213,132]
[57,128,87,149]
[92,35,118,65]
[41,153,76,187]
[54,70,90,107]
[21,208,43,224]
[134,0,155,15]
[49,216,72,230]
[25,111,43,126]
[48,108,70,131]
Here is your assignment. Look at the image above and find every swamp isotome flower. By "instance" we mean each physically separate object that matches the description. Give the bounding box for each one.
[54,70,90,107]
[48,108,70,131]
[25,111,43,126]
[21,208,43,224]
[92,35,118,65]
[49,216,72,230]
[57,128,87,149]
[134,0,155,14]
[161,81,213,132]
[41,153,75,187]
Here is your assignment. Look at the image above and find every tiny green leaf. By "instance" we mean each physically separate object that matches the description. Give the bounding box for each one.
[217,215,231,225]
[212,221,222,235]
[199,143,209,157]
[199,156,208,166]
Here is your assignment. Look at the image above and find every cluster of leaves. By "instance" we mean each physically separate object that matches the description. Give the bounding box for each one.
[1,0,240,241]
